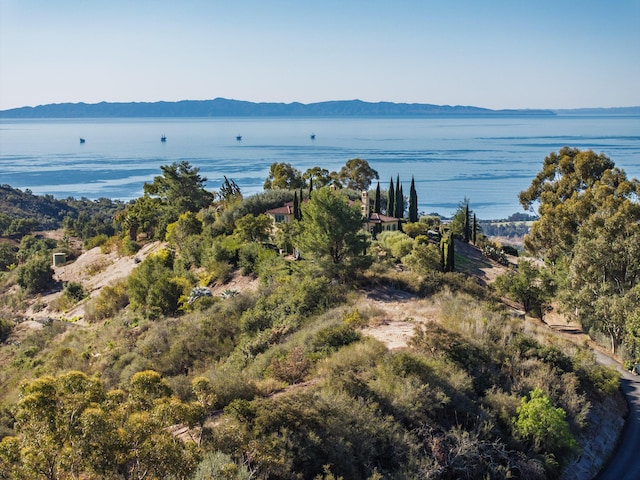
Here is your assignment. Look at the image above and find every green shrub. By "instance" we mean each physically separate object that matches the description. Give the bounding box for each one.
[84,280,129,322]
[84,234,108,250]
[513,387,577,459]
[16,255,54,293]
[310,324,361,356]
[0,317,13,343]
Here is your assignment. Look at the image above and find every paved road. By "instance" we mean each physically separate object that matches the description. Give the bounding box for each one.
[594,358,640,480]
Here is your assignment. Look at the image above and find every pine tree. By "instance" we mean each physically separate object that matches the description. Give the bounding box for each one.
[408,176,418,222]
[374,182,381,214]
[387,177,395,217]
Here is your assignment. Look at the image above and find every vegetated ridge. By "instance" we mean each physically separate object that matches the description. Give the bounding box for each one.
[0,98,558,118]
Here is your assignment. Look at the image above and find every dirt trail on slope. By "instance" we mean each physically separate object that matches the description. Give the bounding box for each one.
[23,240,165,322]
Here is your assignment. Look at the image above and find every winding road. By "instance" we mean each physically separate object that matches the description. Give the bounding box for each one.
[594,355,640,480]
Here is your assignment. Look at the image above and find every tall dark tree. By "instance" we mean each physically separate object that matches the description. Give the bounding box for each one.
[464,202,471,243]
[308,177,313,198]
[472,213,477,244]
[394,175,403,219]
[374,182,381,214]
[387,177,395,217]
[408,176,418,223]
[440,231,455,272]
[293,191,300,221]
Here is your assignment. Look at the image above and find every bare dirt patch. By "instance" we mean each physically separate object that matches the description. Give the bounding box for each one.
[358,286,440,350]
[23,241,164,322]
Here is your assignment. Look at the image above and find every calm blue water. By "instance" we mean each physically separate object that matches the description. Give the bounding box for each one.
[1,116,639,220]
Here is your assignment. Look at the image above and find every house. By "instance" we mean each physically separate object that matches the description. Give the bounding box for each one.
[265,190,400,234]
[265,202,296,224]
[360,190,401,234]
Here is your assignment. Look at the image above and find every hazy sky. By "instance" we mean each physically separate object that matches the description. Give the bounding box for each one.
[1,0,639,111]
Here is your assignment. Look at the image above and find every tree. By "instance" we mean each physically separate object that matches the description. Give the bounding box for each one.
[338,158,379,191]
[234,214,273,243]
[440,231,455,272]
[494,260,556,319]
[293,191,300,222]
[449,198,471,239]
[219,175,242,204]
[463,202,470,243]
[394,175,403,219]
[408,176,418,223]
[472,214,477,244]
[144,161,214,214]
[518,147,622,262]
[297,187,370,277]
[520,148,640,352]
[374,182,381,214]
[387,177,395,217]
[264,162,305,190]
[127,249,187,319]
[303,166,332,189]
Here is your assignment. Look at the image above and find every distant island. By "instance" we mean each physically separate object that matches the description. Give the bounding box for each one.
[0,98,561,118]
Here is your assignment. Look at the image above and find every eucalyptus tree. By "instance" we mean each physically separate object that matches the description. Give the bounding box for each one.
[520,147,640,353]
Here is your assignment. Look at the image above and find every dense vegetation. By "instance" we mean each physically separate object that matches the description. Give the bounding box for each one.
[0,151,634,479]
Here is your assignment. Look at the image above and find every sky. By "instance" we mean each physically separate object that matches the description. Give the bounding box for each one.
[1,0,639,111]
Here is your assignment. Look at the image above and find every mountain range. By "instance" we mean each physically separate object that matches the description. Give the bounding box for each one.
[1,99,638,118]
[0,98,557,118]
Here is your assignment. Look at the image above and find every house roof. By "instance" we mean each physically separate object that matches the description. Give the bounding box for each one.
[265,202,295,215]
[367,212,399,224]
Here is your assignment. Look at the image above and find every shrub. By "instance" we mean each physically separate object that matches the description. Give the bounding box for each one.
[269,346,311,384]
[84,280,129,322]
[16,255,54,293]
[84,234,108,250]
[513,387,577,458]
[0,317,13,343]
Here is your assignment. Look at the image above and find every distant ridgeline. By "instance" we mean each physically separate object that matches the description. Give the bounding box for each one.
[0,184,124,237]
[0,98,561,118]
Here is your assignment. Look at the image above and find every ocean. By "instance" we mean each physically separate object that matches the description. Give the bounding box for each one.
[1,116,639,220]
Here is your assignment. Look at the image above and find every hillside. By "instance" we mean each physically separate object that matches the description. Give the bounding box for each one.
[1,150,636,479]
[0,231,625,479]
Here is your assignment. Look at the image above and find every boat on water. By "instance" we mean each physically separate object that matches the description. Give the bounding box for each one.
[310,133,316,140]
[79,138,85,144]
[236,135,242,141]
[161,134,167,142]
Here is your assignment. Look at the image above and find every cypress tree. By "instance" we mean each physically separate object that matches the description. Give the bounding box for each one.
[463,202,470,243]
[308,177,313,198]
[408,176,418,222]
[293,191,300,221]
[387,177,395,217]
[374,182,381,214]
[394,174,402,218]
[472,213,477,244]
[440,231,455,272]
[448,231,455,271]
